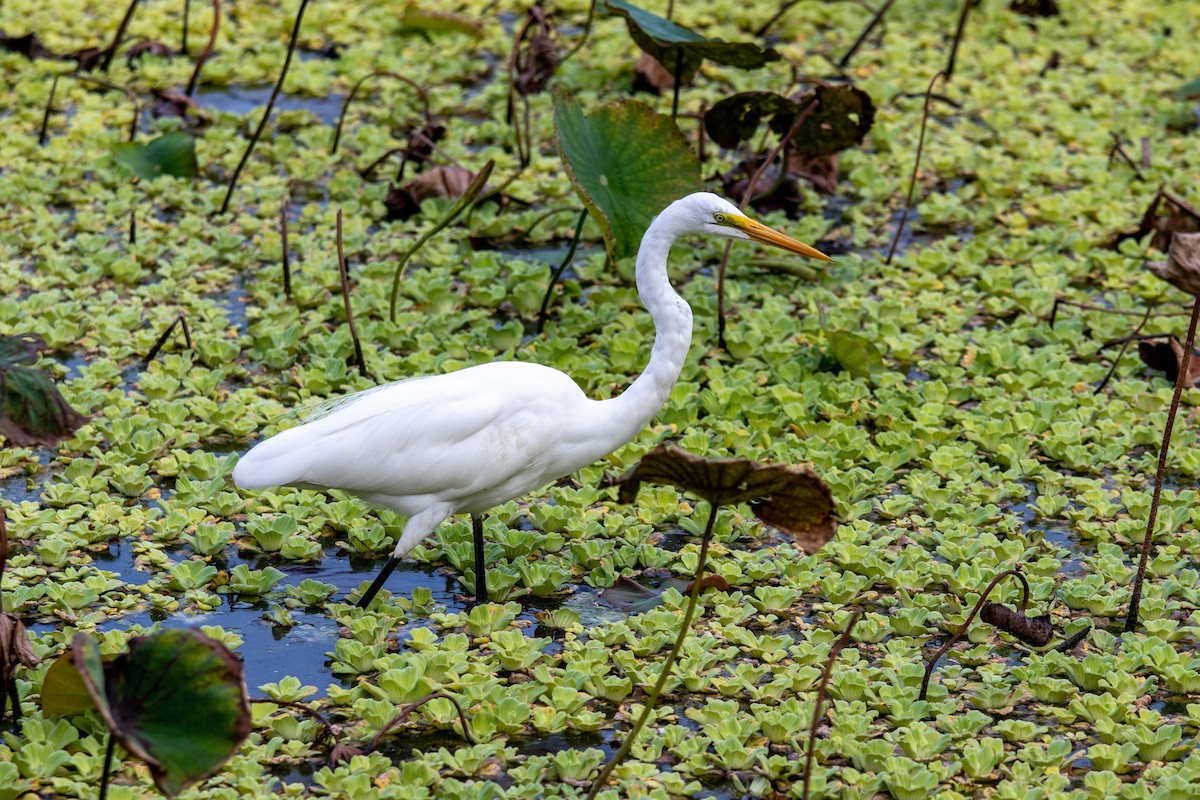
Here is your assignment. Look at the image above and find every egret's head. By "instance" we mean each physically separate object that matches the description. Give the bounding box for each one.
[670,192,833,262]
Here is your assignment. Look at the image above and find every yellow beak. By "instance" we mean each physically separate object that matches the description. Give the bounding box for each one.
[729,215,833,262]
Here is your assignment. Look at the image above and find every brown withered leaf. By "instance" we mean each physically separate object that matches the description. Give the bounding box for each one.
[1138,337,1200,386]
[1110,189,1200,252]
[1146,231,1200,296]
[632,52,675,94]
[980,602,1055,647]
[2,507,41,723]
[385,164,481,222]
[512,6,562,96]
[328,743,362,766]
[601,443,836,554]
[0,30,53,58]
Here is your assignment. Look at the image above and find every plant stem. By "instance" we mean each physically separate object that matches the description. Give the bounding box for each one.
[280,203,292,302]
[1125,294,1200,633]
[537,209,588,334]
[219,0,310,214]
[919,568,1030,701]
[38,75,60,146]
[98,732,116,800]
[1095,305,1153,393]
[885,71,943,265]
[836,0,897,68]
[336,209,370,379]
[719,96,819,350]
[181,0,190,55]
[388,160,494,322]
[100,0,141,72]
[803,610,861,800]
[587,503,719,799]
[332,70,427,154]
[184,0,220,97]
[943,0,972,81]
[670,49,682,120]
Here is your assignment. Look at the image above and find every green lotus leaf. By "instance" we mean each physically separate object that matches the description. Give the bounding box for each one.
[72,630,251,797]
[599,0,778,81]
[553,89,700,262]
[112,132,198,180]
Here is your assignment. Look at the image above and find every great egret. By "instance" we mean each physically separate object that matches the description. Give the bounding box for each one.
[232,192,831,607]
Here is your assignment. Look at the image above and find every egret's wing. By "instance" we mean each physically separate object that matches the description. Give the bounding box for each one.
[235,362,585,499]
[285,377,433,425]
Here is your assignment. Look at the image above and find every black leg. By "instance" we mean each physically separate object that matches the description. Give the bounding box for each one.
[472,514,488,602]
[357,555,401,608]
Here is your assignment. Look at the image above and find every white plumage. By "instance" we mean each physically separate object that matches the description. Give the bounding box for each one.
[232,192,831,606]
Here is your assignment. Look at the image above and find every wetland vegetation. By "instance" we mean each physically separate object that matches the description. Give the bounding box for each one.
[2,0,1200,798]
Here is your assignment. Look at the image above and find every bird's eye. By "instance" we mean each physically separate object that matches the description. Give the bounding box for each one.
[714,213,726,223]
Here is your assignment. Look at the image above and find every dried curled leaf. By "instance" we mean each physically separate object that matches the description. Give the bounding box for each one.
[979,602,1055,647]
[601,443,836,553]
[1146,231,1200,296]
[385,164,483,222]
[1109,189,1200,252]
[512,6,562,96]
[1,613,41,722]
[1138,337,1200,386]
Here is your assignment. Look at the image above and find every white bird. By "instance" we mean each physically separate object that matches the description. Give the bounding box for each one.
[232,192,831,607]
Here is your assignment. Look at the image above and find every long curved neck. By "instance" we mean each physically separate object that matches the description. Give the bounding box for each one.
[601,213,693,444]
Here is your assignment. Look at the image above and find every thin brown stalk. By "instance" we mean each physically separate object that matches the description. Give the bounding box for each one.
[505,12,538,168]
[1051,295,1188,327]
[885,71,944,265]
[75,75,140,141]
[336,209,370,379]
[143,315,194,363]
[587,504,720,799]
[280,204,292,302]
[836,0,897,68]
[803,610,861,800]
[0,510,8,601]
[184,0,220,97]
[1107,134,1145,182]
[128,208,136,245]
[1125,295,1200,632]
[249,697,337,745]
[219,0,310,214]
[537,209,589,334]
[100,0,141,72]
[1095,305,1153,393]
[332,70,429,154]
[718,97,820,349]
[39,75,60,146]
[943,0,972,82]
[919,568,1030,700]
[181,0,191,54]
[362,692,475,752]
